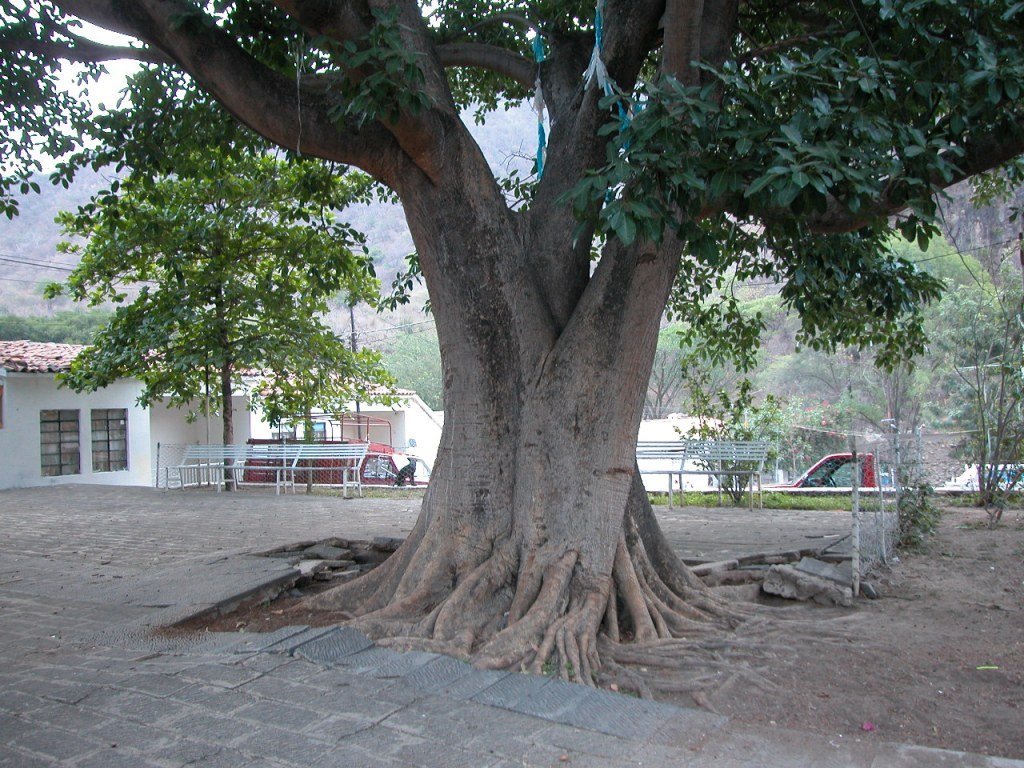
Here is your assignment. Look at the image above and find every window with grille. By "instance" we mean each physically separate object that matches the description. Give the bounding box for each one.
[40,409,80,476]
[91,408,128,472]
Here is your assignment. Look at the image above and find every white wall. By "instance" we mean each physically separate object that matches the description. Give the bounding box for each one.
[0,372,152,489]
[148,395,251,486]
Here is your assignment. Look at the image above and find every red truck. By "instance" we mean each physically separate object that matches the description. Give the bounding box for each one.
[775,452,881,489]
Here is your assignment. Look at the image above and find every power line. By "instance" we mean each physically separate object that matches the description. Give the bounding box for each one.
[0,254,78,272]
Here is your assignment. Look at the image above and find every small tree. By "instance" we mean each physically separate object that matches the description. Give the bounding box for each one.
[47,151,388,445]
[938,255,1024,521]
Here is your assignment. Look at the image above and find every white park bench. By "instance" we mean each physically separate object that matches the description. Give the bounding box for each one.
[233,443,306,494]
[164,444,248,491]
[288,443,368,498]
[165,442,367,496]
[637,439,770,509]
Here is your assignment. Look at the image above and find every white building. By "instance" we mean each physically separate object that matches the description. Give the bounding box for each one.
[0,340,440,489]
[0,340,154,488]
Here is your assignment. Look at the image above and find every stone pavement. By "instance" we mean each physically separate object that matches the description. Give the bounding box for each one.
[1,485,1019,768]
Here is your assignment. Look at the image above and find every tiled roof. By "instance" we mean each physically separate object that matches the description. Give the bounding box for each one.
[0,340,83,373]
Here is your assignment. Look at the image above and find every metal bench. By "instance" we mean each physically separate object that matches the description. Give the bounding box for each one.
[166,441,369,497]
[290,443,368,498]
[234,443,305,494]
[637,439,770,509]
[165,444,248,491]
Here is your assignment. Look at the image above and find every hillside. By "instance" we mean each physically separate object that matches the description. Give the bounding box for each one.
[0,103,537,329]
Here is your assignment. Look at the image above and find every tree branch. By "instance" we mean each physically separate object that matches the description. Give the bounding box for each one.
[0,33,168,65]
[436,42,533,89]
[803,118,1024,234]
[661,0,706,86]
[269,0,372,44]
[52,0,413,186]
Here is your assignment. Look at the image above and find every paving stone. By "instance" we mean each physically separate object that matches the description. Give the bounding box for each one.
[334,723,435,762]
[388,654,475,693]
[507,677,594,720]
[72,746,167,768]
[302,712,380,741]
[337,647,439,679]
[12,726,105,762]
[292,627,374,664]
[177,661,265,689]
[869,743,1016,768]
[235,699,325,731]
[433,668,512,700]
[535,721,645,760]
[471,671,553,709]
[233,724,334,767]
[115,671,192,698]
[0,689,48,716]
[262,626,338,655]
[556,688,678,740]
[690,722,875,768]
[0,712,36,743]
[148,738,224,766]
[306,689,407,721]
[167,711,261,747]
[0,745,57,768]
[222,625,312,654]
[462,728,577,766]
[30,702,110,731]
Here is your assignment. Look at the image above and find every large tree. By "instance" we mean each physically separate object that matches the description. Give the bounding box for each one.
[3,0,1023,683]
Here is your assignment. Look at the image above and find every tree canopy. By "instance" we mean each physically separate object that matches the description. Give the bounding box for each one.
[46,149,388,443]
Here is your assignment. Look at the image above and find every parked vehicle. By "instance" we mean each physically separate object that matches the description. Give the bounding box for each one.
[772,452,881,489]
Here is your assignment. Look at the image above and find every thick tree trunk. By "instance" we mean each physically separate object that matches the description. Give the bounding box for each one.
[306,170,739,679]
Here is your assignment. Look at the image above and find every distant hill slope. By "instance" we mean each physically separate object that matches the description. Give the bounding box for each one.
[0,104,537,320]
[2,102,1020,319]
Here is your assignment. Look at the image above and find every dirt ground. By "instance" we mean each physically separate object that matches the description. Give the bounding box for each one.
[690,505,1024,759]
[185,504,1023,760]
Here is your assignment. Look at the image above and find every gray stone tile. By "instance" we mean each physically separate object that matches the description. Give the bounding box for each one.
[434,669,512,700]
[72,746,166,768]
[263,626,338,655]
[235,699,326,731]
[167,711,260,747]
[555,688,677,740]
[177,661,265,689]
[233,725,334,767]
[12,726,105,762]
[223,625,312,654]
[471,671,553,709]
[0,745,56,768]
[148,738,224,766]
[339,648,440,679]
[388,654,475,693]
[302,712,379,741]
[508,678,594,720]
[0,712,36,743]
[115,671,192,698]
[691,722,875,768]
[292,627,373,664]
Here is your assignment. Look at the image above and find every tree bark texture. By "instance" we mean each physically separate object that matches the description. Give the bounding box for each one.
[305,165,740,677]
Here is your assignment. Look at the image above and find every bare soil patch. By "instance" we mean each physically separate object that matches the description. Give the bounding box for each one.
[686,506,1023,759]
[174,505,1024,760]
